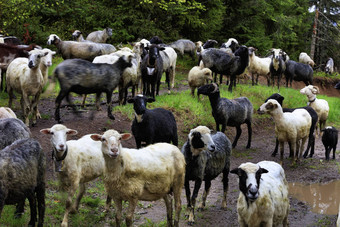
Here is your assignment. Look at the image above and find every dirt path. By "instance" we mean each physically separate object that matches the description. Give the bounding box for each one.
[25,76,340,226]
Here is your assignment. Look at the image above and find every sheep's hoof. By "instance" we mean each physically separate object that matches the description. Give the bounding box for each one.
[31,122,37,127]
[197,207,203,212]
[108,114,115,120]
[246,145,251,149]
[188,221,194,226]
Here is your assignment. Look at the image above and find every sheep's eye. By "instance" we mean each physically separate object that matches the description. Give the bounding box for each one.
[101,138,106,142]
[50,132,54,135]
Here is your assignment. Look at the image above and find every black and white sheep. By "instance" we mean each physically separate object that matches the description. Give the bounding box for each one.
[200,46,249,92]
[127,95,178,148]
[198,83,253,148]
[230,161,289,227]
[90,129,185,227]
[141,44,164,98]
[0,138,46,227]
[284,60,313,87]
[265,93,318,158]
[181,126,231,225]
[168,39,196,60]
[86,27,112,43]
[321,126,338,160]
[220,38,239,53]
[53,55,132,123]
[269,48,286,89]
[325,57,334,74]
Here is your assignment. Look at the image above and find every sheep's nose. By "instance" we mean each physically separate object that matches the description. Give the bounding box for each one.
[59,144,64,149]
[28,61,34,68]
[209,144,215,152]
[249,187,258,196]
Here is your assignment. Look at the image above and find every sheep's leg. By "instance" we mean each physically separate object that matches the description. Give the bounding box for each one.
[36,181,46,227]
[156,77,161,96]
[104,195,112,212]
[232,126,242,148]
[215,120,220,131]
[184,180,192,218]
[81,94,87,108]
[31,92,41,126]
[27,190,37,227]
[106,91,115,120]
[299,137,307,160]
[113,198,123,227]
[333,145,337,159]
[123,86,129,105]
[7,85,14,108]
[303,134,314,158]
[279,142,284,166]
[325,146,330,160]
[197,181,211,211]
[219,74,223,84]
[173,178,183,227]
[95,92,102,111]
[288,142,294,158]
[118,84,124,105]
[272,138,279,157]
[55,91,68,123]
[191,87,195,97]
[292,140,299,165]
[256,74,259,85]
[251,73,255,86]
[73,183,86,212]
[246,120,252,149]
[163,194,173,227]
[221,167,229,209]
[126,198,138,227]
[188,179,202,225]
[21,93,31,126]
[14,200,25,218]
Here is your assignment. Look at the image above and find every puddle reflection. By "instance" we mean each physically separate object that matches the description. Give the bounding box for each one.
[289,180,340,215]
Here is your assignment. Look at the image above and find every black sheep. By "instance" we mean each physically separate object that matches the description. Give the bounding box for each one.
[285,60,313,87]
[200,46,249,92]
[181,126,231,225]
[198,83,253,148]
[53,55,132,123]
[0,138,46,227]
[141,44,164,99]
[127,95,178,148]
[321,126,338,160]
[265,93,318,158]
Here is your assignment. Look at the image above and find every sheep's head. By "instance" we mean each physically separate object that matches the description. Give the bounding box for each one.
[127,95,155,122]
[72,30,82,40]
[265,93,284,107]
[300,85,319,97]
[188,126,215,156]
[106,27,113,37]
[91,130,132,159]
[203,68,213,81]
[47,34,60,45]
[271,48,283,61]
[197,83,219,96]
[230,162,268,203]
[40,124,78,154]
[145,44,164,67]
[257,99,280,115]
[28,49,49,68]
[41,48,56,67]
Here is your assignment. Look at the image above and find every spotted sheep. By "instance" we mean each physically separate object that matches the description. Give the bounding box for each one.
[231,161,289,227]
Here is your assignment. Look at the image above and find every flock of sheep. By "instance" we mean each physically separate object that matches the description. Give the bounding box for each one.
[0,29,339,227]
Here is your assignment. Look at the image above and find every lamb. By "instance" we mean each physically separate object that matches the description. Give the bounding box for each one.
[6,48,49,126]
[299,52,315,67]
[140,44,164,98]
[47,34,116,61]
[0,107,17,119]
[40,124,111,227]
[86,27,112,43]
[230,161,289,227]
[200,46,249,92]
[321,126,338,160]
[325,57,334,74]
[300,85,329,136]
[264,93,318,158]
[53,55,132,123]
[188,65,213,98]
[198,83,253,148]
[168,39,196,60]
[0,138,46,227]
[127,95,178,148]
[258,99,312,165]
[269,48,286,89]
[284,60,313,87]
[90,129,186,227]
[248,47,271,86]
[181,126,231,225]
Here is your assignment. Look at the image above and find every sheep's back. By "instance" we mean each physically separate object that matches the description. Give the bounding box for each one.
[0,118,31,149]
[310,99,329,121]
[217,97,253,126]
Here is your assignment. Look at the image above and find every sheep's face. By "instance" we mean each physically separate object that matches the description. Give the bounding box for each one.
[91,130,132,159]
[189,126,215,156]
[41,49,56,67]
[28,49,48,69]
[47,34,59,45]
[40,124,78,154]
[72,30,82,40]
[300,85,319,97]
[271,49,282,61]
[204,69,213,81]
[230,162,268,203]
[197,83,219,96]
[257,99,279,115]
[106,27,113,37]
[128,95,155,122]
[146,44,164,67]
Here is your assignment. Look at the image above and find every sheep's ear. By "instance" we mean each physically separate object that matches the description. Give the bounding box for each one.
[159,47,166,51]
[127,98,135,104]
[145,46,149,50]
[66,129,78,135]
[147,97,155,103]
[230,168,240,175]
[40,128,51,135]
[90,134,102,141]
[258,167,268,174]
[52,51,56,55]
[121,133,132,141]
[312,86,319,94]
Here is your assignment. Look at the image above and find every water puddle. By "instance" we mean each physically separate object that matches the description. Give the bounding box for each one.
[289,180,340,215]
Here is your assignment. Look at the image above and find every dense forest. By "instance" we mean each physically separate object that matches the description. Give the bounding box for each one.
[1,0,339,69]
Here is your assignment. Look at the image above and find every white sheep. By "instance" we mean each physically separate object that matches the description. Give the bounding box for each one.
[47,34,116,61]
[299,52,315,68]
[248,47,272,86]
[231,161,289,227]
[160,46,177,93]
[300,85,329,136]
[40,48,56,85]
[188,65,213,98]
[90,129,186,227]
[6,49,49,126]
[72,30,87,42]
[40,124,111,227]
[0,107,17,119]
[258,99,312,165]
[86,27,112,43]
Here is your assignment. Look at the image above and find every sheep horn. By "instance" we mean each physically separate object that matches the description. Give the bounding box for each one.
[312,86,320,94]
[212,83,219,93]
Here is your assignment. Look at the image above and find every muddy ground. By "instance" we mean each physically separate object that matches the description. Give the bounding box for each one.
[22,75,340,226]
